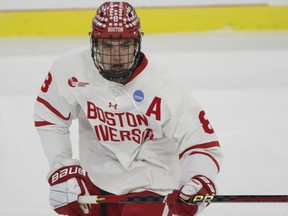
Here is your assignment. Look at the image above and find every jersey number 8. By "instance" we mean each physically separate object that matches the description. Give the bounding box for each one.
[41,72,52,93]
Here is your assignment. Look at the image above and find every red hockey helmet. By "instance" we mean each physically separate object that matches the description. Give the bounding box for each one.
[90,1,143,83]
[91,1,141,39]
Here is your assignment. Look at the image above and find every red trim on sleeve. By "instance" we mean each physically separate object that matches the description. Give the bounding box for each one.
[34,121,54,127]
[179,141,221,173]
[36,96,71,121]
[179,141,220,159]
[189,151,221,173]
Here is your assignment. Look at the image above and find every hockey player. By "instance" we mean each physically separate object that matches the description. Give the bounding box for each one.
[34,1,223,216]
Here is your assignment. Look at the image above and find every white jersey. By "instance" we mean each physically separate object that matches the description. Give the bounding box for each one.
[34,45,223,195]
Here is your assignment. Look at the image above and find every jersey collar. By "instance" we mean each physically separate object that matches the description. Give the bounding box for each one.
[126,52,148,84]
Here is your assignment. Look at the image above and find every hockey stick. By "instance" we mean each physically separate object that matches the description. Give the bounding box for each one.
[78,195,288,204]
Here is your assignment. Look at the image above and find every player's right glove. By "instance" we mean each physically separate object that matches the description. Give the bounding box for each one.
[166,175,216,216]
[47,159,90,216]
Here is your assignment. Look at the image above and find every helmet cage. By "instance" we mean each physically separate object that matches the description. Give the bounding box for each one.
[90,34,142,83]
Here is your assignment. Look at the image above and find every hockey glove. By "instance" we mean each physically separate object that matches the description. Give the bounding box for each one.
[48,159,90,216]
[166,175,216,216]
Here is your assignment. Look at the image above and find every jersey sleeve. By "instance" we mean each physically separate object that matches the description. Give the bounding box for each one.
[162,86,223,186]
[34,64,78,166]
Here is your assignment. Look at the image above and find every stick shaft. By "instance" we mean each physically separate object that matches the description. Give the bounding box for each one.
[78,195,288,204]
[78,195,165,204]
[209,195,288,203]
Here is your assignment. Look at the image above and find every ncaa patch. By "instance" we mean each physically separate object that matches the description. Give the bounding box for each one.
[133,90,144,102]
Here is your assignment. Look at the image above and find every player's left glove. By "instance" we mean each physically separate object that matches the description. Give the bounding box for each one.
[166,175,216,216]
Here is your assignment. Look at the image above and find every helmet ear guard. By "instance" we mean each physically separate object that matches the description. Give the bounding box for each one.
[90,1,143,84]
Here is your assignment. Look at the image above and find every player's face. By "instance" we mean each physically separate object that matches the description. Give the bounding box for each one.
[97,39,136,71]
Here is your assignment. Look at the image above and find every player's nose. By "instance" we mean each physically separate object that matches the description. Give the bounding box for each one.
[111,47,121,61]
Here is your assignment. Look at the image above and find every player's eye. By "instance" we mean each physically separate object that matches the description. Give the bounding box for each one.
[102,43,112,49]
[120,44,129,49]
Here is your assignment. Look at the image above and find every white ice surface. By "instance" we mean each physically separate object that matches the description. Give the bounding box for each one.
[1,31,288,215]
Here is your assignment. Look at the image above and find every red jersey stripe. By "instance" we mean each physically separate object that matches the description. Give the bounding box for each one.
[179,141,220,160]
[36,96,71,121]
[189,151,221,172]
[34,121,54,127]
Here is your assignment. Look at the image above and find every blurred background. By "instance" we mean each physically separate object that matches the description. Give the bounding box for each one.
[1,1,288,215]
